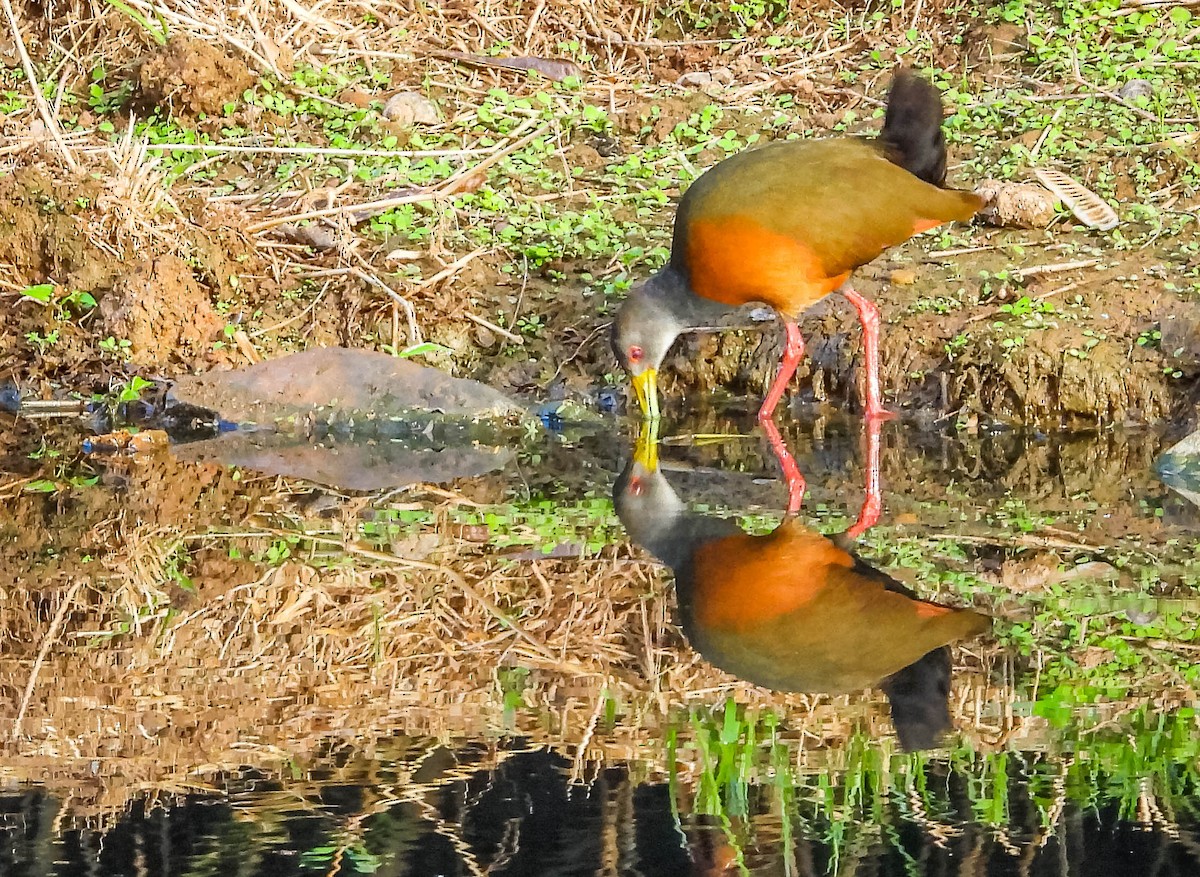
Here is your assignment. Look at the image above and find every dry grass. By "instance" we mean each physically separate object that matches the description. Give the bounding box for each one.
[0,0,976,363]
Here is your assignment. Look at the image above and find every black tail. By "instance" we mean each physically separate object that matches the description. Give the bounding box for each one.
[881,646,952,751]
[879,69,948,186]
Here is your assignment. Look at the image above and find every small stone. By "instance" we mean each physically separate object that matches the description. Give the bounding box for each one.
[1118,78,1153,102]
[677,67,734,90]
[890,268,918,286]
[383,91,440,125]
[596,388,620,413]
[975,178,1058,228]
[1126,605,1158,624]
[339,89,374,108]
[1158,302,1200,376]
[472,324,497,349]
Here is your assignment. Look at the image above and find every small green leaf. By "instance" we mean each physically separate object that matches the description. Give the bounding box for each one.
[396,341,453,359]
[20,284,55,304]
[720,699,740,745]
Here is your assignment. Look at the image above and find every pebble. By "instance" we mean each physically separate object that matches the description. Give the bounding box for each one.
[472,325,497,349]
[383,92,440,126]
[596,388,621,413]
[1118,79,1154,102]
[0,384,19,412]
[975,178,1058,228]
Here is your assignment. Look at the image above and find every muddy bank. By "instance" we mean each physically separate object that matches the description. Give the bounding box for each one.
[0,165,268,390]
[4,22,1195,429]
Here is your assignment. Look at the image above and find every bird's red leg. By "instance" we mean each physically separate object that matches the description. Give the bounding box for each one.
[845,413,883,539]
[760,417,806,516]
[841,286,895,420]
[757,319,804,422]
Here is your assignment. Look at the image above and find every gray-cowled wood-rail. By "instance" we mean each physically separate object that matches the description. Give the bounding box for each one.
[611,69,982,422]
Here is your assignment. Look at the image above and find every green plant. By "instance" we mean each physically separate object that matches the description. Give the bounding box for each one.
[516,314,545,336]
[99,336,133,359]
[580,103,611,133]
[24,329,59,352]
[944,332,970,359]
[382,341,454,359]
[87,66,134,113]
[20,284,96,321]
[102,0,168,44]
[115,375,154,404]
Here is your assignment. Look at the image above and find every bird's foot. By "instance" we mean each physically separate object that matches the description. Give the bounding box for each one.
[864,405,898,421]
[845,493,882,541]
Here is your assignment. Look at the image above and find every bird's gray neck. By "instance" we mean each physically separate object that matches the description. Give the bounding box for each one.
[644,266,738,328]
[614,464,742,571]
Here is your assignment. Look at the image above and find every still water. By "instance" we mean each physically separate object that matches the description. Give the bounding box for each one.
[0,409,1197,875]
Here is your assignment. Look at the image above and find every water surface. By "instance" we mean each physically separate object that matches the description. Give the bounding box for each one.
[0,412,1196,875]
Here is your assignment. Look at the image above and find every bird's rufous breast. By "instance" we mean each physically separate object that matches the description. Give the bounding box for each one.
[683,215,850,316]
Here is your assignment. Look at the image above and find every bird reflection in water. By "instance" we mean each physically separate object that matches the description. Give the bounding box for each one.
[614,419,989,751]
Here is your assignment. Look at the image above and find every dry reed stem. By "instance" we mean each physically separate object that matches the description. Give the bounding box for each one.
[2,0,78,169]
[12,581,83,739]
[143,142,497,159]
[244,118,550,232]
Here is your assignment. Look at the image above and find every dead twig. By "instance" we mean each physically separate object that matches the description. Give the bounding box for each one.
[2,0,78,170]
[14,581,84,739]
[245,118,549,233]
[316,536,598,676]
[416,247,489,289]
[1012,259,1100,281]
[145,142,496,160]
[350,265,422,345]
[464,311,524,344]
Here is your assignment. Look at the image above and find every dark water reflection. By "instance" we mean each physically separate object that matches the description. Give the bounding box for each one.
[5,745,1200,877]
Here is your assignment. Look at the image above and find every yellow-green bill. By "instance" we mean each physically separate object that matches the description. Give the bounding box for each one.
[631,368,660,421]
[633,419,660,471]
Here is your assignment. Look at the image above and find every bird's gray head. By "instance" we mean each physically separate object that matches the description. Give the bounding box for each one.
[612,426,686,560]
[611,272,690,418]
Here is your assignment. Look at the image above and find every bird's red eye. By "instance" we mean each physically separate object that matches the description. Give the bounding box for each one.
[627,477,644,496]
[628,345,644,363]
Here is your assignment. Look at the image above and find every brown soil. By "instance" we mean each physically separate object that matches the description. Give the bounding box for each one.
[0,165,271,387]
[136,35,255,123]
[100,254,227,366]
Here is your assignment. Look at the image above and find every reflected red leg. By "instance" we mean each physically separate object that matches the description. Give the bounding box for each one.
[761,417,806,516]
[757,319,804,422]
[841,286,895,420]
[845,414,883,539]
